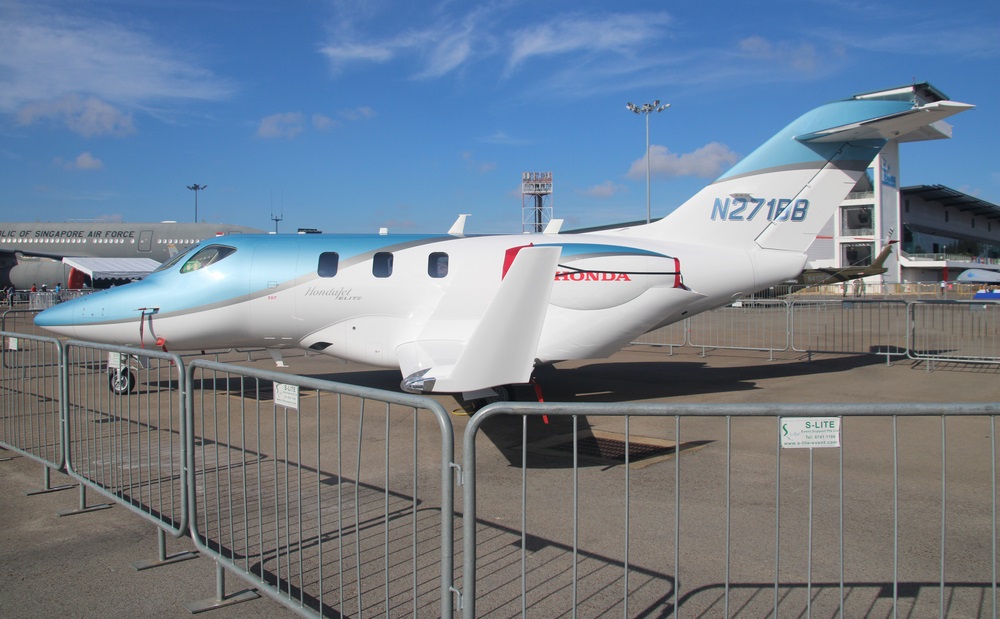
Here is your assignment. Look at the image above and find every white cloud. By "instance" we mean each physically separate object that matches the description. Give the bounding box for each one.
[0,3,234,133]
[738,36,820,74]
[461,151,495,174]
[323,7,671,82]
[580,181,626,199]
[506,13,671,74]
[415,32,472,79]
[339,106,376,121]
[628,142,740,180]
[319,41,396,66]
[257,113,305,139]
[19,95,134,137]
[319,2,487,79]
[61,151,104,170]
[480,131,530,146]
[312,113,338,131]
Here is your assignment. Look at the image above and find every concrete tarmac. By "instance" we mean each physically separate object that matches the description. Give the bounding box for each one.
[2,344,998,617]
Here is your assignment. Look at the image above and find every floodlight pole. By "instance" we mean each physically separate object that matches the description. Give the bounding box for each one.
[187,184,207,222]
[626,100,670,223]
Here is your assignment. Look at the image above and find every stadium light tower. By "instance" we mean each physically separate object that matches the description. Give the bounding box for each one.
[626,100,670,223]
[186,183,207,222]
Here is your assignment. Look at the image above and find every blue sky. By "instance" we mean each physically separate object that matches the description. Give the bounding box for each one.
[1,0,998,235]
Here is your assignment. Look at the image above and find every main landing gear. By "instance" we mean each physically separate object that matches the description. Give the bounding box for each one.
[457,384,515,414]
[459,379,549,413]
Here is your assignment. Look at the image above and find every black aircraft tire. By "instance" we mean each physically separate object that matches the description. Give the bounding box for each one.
[109,369,136,395]
[479,384,514,407]
[489,384,513,403]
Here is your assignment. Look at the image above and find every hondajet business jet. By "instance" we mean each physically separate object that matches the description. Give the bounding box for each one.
[36,83,972,402]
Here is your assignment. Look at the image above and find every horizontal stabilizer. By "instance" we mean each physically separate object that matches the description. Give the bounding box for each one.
[796,101,974,143]
[398,245,562,393]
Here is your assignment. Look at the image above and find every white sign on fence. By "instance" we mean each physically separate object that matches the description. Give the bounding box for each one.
[780,417,841,449]
[274,383,300,410]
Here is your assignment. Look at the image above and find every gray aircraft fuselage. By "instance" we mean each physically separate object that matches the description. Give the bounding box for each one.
[0,221,264,288]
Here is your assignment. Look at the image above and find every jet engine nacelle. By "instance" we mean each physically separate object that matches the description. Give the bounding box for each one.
[8,258,71,289]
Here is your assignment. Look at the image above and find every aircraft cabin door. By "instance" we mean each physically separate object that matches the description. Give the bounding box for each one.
[249,242,300,346]
[138,230,153,252]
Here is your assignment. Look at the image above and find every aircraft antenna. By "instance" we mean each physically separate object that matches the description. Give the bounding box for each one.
[521,172,553,233]
[270,191,284,234]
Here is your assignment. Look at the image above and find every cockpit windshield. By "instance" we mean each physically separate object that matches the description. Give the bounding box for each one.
[153,247,196,274]
[178,245,237,273]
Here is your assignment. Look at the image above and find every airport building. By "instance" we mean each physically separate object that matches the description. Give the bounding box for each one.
[804,83,1000,285]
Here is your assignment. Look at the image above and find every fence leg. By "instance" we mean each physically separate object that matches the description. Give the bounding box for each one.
[57,483,113,517]
[183,561,259,614]
[133,528,199,571]
[25,464,76,496]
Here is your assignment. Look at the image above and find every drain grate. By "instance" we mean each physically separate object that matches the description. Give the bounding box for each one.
[549,435,676,464]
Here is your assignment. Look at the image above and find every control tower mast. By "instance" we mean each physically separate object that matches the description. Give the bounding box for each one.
[521,171,553,233]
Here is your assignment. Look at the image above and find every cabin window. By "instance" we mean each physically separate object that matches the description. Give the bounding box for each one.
[318,252,339,277]
[428,252,449,278]
[179,245,236,273]
[373,252,393,278]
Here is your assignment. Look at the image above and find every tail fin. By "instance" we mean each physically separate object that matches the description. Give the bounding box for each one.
[870,241,896,269]
[641,84,972,253]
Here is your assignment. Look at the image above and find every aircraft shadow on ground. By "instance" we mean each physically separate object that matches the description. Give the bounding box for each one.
[531,352,890,404]
[475,352,890,468]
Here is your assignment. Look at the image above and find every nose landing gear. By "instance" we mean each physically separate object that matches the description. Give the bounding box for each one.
[109,368,137,394]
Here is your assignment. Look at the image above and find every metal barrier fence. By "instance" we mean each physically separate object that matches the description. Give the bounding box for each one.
[183,359,456,618]
[909,301,1000,367]
[461,401,1000,618]
[689,300,789,358]
[1,308,48,342]
[2,336,456,618]
[0,331,65,472]
[790,299,909,363]
[6,323,1000,617]
[634,298,1000,367]
[61,341,191,540]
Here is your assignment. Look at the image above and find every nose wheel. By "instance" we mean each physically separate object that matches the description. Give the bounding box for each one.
[109,369,136,395]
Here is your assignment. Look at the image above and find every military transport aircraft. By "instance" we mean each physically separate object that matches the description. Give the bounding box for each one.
[0,221,264,289]
[790,241,897,287]
[35,84,972,403]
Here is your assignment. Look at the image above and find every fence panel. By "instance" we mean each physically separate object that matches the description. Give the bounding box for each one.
[632,319,687,349]
[687,299,790,356]
[62,341,190,537]
[462,401,1000,619]
[909,301,1000,366]
[184,359,455,619]
[0,331,64,470]
[791,299,909,361]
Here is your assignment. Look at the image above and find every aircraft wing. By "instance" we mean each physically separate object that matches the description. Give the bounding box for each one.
[796,100,974,143]
[397,245,561,394]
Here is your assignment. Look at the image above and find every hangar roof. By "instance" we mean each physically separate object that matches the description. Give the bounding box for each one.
[902,185,1000,221]
[62,257,160,280]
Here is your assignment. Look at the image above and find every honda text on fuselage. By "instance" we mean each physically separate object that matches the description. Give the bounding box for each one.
[35,84,972,402]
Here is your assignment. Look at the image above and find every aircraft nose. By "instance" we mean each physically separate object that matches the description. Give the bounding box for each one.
[34,300,79,336]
